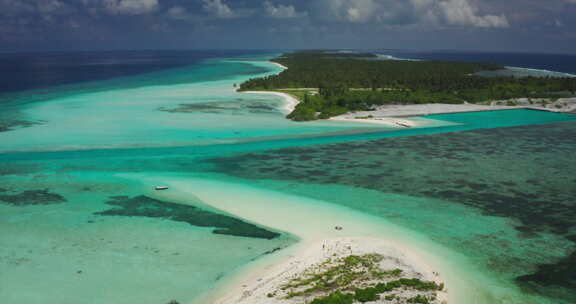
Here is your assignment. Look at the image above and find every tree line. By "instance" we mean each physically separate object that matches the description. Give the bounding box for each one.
[239,51,576,121]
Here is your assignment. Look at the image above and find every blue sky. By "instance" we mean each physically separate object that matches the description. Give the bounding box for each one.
[1,0,575,53]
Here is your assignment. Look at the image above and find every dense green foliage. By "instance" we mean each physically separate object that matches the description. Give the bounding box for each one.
[242,52,504,90]
[239,51,576,121]
[278,253,442,304]
[307,278,441,304]
[297,50,378,59]
[310,291,355,304]
[408,295,433,304]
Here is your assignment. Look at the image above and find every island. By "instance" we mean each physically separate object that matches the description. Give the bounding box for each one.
[238,51,576,122]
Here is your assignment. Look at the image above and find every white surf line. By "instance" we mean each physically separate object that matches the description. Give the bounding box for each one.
[505,66,576,78]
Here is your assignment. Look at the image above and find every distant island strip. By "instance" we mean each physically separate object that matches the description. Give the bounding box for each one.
[238,51,576,122]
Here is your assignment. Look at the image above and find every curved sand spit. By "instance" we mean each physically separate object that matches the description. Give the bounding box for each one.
[119,175,498,304]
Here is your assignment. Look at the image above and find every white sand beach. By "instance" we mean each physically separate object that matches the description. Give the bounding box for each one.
[209,237,447,304]
[491,97,576,113]
[242,91,300,114]
[271,62,288,70]
[236,61,293,114]
[119,174,508,304]
[328,104,506,127]
[330,116,421,128]
[329,100,576,127]
[342,103,514,117]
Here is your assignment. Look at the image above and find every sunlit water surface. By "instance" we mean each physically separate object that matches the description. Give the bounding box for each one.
[1,52,575,304]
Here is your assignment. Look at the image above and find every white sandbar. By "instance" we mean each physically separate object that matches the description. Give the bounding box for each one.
[121,174,505,304]
[209,237,447,304]
[330,116,421,128]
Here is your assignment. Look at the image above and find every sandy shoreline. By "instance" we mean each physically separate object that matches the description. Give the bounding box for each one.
[328,104,511,127]
[210,237,447,304]
[238,61,297,114]
[330,100,576,127]
[242,91,300,114]
[270,62,288,70]
[330,116,421,128]
[131,176,477,304]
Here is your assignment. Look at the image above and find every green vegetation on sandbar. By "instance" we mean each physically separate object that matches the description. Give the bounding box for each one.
[239,51,576,121]
[275,253,443,304]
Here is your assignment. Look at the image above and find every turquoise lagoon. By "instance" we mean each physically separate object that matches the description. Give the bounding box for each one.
[1,53,575,304]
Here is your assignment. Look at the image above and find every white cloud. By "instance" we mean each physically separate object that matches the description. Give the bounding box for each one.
[263,1,307,18]
[166,6,190,20]
[103,0,158,15]
[313,0,509,28]
[436,0,509,28]
[554,19,563,27]
[317,0,378,23]
[0,0,70,16]
[37,0,66,14]
[201,0,235,18]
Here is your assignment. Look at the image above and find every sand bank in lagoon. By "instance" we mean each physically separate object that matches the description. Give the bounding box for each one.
[122,174,528,304]
[210,236,447,304]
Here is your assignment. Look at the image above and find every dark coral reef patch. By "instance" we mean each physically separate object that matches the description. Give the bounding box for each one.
[0,119,42,133]
[159,99,279,115]
[95,195,280,240]
[0,189,67,206]
[207,122,576,302]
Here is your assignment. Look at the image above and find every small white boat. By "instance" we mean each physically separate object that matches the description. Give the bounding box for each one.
[154,186,169,191]
[395,122,411,128]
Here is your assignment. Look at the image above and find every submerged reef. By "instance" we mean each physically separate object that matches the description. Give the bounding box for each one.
[159,99,278,115]
[0,189,67,206]
[0,163,41,176]
[517,251,576,300]
[208,121,576,302]
[209,122,576,236]
[96,195,280,239]
[0,119,42,133]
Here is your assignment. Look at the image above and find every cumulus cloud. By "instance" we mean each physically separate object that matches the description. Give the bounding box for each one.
[103,0,158,15]
[263,1,307,19]
[316,0,378,23]
[313,0,509,28]
[166,6,190,20]
[37,0,67,14]
[435,0,509,28]
[0,0,70,16]
[201,0,235,18]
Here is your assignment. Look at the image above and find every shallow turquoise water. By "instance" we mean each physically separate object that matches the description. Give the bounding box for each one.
[1,53,576,304]
[207,121,576,303]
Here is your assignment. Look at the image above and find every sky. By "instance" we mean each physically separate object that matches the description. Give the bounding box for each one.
[1,0,575,53]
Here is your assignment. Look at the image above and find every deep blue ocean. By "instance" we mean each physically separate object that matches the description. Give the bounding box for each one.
[0,50,275,94]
